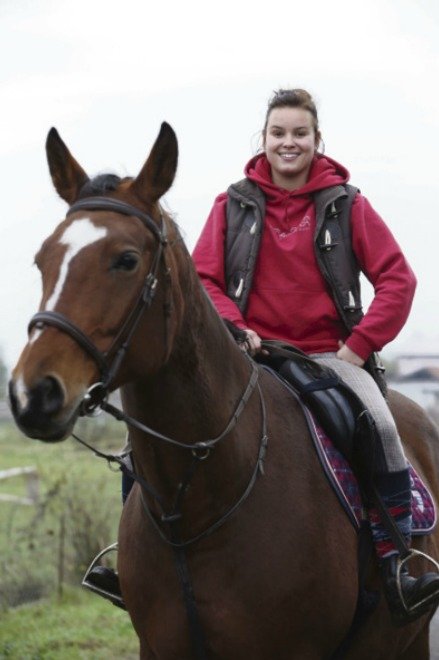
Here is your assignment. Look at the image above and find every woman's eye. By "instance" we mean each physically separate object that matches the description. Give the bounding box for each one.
[112,252,139,271]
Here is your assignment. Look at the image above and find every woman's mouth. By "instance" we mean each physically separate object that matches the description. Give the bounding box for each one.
[279,152,300,161]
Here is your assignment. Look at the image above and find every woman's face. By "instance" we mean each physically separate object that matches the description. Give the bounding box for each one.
[263,107,318,190]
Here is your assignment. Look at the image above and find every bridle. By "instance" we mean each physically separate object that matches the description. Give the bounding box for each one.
[27,195,268,660]
[26,194,267,505]
[28,196,170,411]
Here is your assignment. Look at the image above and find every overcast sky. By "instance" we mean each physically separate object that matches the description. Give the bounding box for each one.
[1,0,438,369]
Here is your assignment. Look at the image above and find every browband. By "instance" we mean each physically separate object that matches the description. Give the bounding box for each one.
[67,196,165,244]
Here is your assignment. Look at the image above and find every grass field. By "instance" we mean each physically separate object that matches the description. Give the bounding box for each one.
[0,587,138,659]
[0,417,139,657]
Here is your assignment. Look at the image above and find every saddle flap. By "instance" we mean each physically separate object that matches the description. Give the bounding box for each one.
[278,358,357,461]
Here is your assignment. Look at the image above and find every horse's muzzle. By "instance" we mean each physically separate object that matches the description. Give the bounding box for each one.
[8,375,75,442]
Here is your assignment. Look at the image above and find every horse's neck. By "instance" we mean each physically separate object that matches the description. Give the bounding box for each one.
[125,291,250,440]
[122,267,259,521]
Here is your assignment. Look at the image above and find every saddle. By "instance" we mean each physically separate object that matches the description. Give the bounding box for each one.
[259,340,376,479]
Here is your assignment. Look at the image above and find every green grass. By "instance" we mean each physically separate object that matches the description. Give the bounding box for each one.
[0,419,127,607]
[0,416,125,472]
[0,587,138,659]
[0,419,139,657]
[0,417,125,521]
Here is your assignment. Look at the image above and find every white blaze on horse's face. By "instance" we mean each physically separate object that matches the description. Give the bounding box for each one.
[15,375,29,410]
[45,217,107,312]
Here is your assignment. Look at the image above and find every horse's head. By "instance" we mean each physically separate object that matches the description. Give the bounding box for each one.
[9,123,182,441]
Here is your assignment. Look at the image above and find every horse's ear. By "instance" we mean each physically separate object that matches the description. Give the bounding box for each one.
[131,122,178,204]
[45,128,89,205]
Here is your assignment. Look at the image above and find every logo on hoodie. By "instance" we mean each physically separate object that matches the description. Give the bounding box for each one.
[273,215,311,240]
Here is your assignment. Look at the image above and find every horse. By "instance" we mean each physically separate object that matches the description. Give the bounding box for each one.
[9,122,439,659]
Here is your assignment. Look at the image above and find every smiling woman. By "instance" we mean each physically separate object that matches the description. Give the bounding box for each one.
[262,89,322,191]
[192,86,439,627]
[263,106,317,190]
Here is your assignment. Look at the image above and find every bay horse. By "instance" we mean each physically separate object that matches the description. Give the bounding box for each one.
[9,123,439,659]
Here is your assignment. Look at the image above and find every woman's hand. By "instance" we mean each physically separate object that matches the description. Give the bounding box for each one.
[337,341,365,367]
[241,329,263,356]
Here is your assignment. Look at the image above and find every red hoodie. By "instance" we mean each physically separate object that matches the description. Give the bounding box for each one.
[192,153,416,360]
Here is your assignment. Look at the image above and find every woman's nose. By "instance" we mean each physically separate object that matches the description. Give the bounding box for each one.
[282,133,296,146]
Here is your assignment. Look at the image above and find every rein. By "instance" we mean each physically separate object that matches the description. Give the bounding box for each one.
[72,363,267,660]
[103,359,260,453]
[28,196,269,660]
[72,373,267,546]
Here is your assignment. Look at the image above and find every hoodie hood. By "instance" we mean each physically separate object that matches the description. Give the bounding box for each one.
[244,153,350,200]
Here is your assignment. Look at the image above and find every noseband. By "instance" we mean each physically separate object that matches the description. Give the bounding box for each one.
[28,196,169,411]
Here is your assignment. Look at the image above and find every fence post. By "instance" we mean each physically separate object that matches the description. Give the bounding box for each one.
[0,466,40,505]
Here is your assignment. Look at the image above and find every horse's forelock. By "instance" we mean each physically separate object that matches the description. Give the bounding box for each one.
[77,174,130,200]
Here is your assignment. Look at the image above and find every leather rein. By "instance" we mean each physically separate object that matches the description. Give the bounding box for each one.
[27,196,266,471]
[27,196,268,660]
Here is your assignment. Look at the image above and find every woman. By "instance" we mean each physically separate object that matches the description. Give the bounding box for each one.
[192,88,439,624]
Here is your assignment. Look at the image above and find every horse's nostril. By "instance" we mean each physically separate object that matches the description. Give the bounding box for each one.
[37,376,64,415]
[9,375,72,441]
[9,375,64,419]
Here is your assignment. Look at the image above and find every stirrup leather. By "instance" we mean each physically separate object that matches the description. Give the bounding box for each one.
[396,549,439,615]
[82,542,123,607]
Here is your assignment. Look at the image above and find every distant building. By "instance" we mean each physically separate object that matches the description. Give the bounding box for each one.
[389,355,439,410]
[396,354,439,378]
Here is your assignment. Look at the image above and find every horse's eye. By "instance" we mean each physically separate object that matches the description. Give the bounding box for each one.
[112,252,140,272]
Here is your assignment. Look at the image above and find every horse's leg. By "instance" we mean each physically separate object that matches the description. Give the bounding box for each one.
[397,628,430,660]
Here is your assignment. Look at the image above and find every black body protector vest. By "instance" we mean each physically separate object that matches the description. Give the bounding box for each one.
[224,179,386,394]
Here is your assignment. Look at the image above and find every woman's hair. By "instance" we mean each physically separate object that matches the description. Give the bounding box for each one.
[262,89,321,142]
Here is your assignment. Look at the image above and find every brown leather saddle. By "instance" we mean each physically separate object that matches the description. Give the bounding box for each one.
[258,340,378,481]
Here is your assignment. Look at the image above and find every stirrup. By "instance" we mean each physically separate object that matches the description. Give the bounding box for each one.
[82,542,124,608]
[396,549,439,616]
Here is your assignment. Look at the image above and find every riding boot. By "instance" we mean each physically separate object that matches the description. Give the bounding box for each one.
[82,458,134,609]
[84,565,125,610]
[369,468,439,625]
[380,554,439,625]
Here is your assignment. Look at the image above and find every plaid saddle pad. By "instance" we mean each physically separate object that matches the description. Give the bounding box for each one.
[263,365,436,535]
[305,405,436,535]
